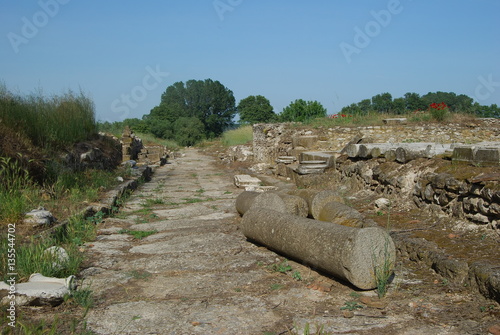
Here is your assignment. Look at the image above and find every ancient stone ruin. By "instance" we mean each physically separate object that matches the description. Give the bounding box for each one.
[251,119,500,230]
[121,126,168,165]
[237,119,500,302]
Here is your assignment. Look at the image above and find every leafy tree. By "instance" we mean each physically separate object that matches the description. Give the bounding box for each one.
[237,95,276,124]
[404,92,426,111]
[173,117,205,146]
[371,93,393,113]
[392,98,406,114]
[357,99,372,114]
[147,118,173,139]
[280,99,327,122]
[123,118,149,133]
[149,79,236,139]
[455,94,474,113]
[340,103,361,115]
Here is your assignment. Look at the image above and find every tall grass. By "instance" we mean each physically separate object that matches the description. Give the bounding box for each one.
[0,84,97,150]
[221,125,253,146]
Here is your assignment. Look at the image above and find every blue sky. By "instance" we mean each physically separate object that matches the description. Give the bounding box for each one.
[1,0,499,122]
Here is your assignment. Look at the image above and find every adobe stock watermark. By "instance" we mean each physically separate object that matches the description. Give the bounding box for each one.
[5,223,17,328]
[213,0,243,21]
[340,0,404,64]
[111,65,170,120]
[7,0,71,54]
[474,74,499,102]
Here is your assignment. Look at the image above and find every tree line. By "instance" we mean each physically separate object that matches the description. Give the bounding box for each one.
[340,91,499,117]
[98,79,499,146]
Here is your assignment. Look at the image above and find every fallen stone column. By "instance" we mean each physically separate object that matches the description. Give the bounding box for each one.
[345,144,361,158]
[241,208,396,290]
[277,193,309,217]
[236,191,286,216]
[395,146,430,163]
[317,201,378,228]
[290,189,344,219]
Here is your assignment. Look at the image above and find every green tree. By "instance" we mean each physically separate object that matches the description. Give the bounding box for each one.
[392,97,406,114]
[280,99,327,122]
[173,117,205,146]
[371,93,393,113]
[237,95,276,124]
[404,92,426,111]
[357,99,372,114]
[149,79,236,139]
[147,118,173,139]
[340,103,361,115]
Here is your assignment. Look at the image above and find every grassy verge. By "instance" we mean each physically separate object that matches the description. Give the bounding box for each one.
[134,132,180,152]
[221,125,253,146]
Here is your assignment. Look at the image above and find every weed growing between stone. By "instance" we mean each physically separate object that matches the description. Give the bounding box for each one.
[141,198,165,207]
[69,281,94,309]
[282,322,334,335]
[340,301,364,311]
[118,229,157,239]
[372,237,395,298]
[269,259,292,273]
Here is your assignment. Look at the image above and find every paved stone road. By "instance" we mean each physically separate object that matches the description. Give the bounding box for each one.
[81,149,482,335]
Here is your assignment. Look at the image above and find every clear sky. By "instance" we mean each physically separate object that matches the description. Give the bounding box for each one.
[1,0,499,122]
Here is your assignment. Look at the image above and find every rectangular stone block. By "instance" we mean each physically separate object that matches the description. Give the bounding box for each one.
[474,147,500,166]
[292,136,318,149]
[234,175,262,188]
[299,151,336,168]
[452,146,474,164]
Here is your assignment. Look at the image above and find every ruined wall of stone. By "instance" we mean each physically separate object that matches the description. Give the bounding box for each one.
[253,119,500,164]
[412,172,500,227]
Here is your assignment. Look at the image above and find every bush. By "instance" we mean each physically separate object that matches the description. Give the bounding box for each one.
[429,102,449,121]
[173,117,205,146]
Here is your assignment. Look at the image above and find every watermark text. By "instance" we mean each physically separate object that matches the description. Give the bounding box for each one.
[110,65,169,120]
[7,0,71,54]
[340,0,404,64]
[6,223,17,327]
[213,0,243,21]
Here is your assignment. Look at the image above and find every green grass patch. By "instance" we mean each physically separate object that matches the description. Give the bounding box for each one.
[141,198,165,207]
[118,229,157,239]
[181,197,204,204]
[127,270,152,280]
[221,125,253,146]
[269,259,292,273]
[270,283,284,291]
